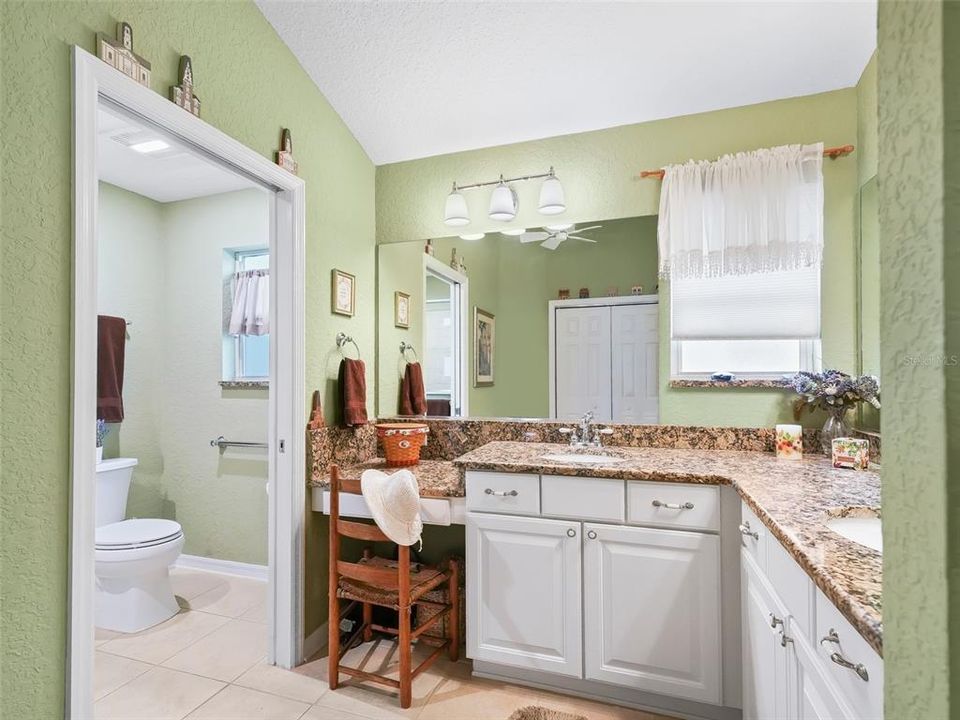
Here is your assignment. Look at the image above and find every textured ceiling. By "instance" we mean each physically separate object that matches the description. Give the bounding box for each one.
[256,1,876,165]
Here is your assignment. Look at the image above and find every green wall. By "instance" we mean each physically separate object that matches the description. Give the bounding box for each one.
[377,217,659,418]
[378,89,862,427]
[878,1,952,717]
[0,3,375,716]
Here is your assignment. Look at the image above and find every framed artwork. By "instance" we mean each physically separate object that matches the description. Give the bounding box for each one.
[474,307,495,387]
[331,269,356,316]
[394,291,410,329]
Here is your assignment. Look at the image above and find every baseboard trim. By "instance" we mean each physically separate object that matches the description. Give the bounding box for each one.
[303,622,328,662]
[175,554,268,582]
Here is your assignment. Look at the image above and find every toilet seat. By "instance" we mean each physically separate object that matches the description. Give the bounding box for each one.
[96,519,183,551]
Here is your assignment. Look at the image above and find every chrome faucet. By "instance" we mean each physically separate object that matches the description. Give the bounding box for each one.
[558,412,614,449]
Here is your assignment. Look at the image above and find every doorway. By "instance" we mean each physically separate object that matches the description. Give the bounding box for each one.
[71,47,305,719]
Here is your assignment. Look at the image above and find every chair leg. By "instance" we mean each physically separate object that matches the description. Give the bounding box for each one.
[448,558,460,662]
[328,594,340,691]
[399,604,412,708]
[361,547,374,642]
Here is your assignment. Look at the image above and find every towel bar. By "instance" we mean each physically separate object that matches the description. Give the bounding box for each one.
[210,436,268,450]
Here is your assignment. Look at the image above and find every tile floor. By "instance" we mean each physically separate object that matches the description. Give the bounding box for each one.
[95,568,672,720]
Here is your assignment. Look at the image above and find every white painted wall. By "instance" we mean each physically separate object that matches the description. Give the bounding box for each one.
[98,183,271,565]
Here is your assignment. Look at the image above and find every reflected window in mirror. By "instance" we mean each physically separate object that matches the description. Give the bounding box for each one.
[226,248,269,380]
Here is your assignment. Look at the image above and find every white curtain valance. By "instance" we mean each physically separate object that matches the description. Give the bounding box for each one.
[657,143,824,280]
[229,269,269,336]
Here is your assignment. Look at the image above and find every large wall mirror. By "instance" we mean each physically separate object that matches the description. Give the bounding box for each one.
[378,216,659,420]
[858,175,880,431]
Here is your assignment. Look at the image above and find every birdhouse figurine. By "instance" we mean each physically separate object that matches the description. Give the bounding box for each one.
[170,55,201,117]
[276,128,298,175]
[96,21,151,88]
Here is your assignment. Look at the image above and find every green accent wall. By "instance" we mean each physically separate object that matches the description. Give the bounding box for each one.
[878,1,953,717]
[377,217,658,418]
[857,52,878,186]
[377,90,862,427]
[0,3,375,716]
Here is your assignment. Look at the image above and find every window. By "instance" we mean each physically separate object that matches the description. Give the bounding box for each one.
[670,267,821,378]
[231,249,269,379]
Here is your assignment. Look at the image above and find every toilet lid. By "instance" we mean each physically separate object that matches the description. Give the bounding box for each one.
[96,519,183,550]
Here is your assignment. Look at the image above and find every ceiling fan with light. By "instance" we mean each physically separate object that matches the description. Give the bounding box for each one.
[517,224,602,250]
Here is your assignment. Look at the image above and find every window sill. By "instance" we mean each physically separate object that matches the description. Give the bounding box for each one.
[219,379,269,390]
[669,378,791,389]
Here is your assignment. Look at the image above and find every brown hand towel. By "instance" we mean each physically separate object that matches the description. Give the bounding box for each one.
[399,361,427,416]
[338,358,368,427]
[97,315,127,423]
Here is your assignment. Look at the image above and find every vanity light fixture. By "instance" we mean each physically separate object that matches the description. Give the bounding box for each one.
[443,184,471,227]
[488,178,518,222]
[538,168,566,215]
[129,139,171,154]
[459,232,485,241]
[501,228,526,236]
[442,166,566,226]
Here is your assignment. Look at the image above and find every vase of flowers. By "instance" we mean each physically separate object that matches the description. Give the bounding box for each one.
[788,370,881,455]
[96,419,106,463]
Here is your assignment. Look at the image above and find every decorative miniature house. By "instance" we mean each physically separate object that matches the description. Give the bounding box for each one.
[170,55,201,117]
[96,21,151,88]
[276,128,298,175]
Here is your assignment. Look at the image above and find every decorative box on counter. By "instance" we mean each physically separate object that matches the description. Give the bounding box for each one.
[832,437,870,470]
[775,424,803,460]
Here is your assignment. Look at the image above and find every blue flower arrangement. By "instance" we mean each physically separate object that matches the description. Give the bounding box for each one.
[788,370,881,419]
[96,418,108,448]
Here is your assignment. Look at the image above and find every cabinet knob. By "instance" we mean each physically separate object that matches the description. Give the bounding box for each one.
[566,528,577,538]
[587,530,598,540]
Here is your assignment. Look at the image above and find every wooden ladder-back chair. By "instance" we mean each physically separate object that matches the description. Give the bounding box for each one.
[327,465,460,709]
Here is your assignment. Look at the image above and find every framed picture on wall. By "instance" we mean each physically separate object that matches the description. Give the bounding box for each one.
[474,307,495,387]
[331,269,356,316]
[394,291,410,329]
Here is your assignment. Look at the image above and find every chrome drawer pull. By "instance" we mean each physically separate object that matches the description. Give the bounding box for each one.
[769,613,784,629]
[739,522,759,540]
[779,630,794,648]
[651,500,694,510]
[484,488,518,497]
[820,629,869,681]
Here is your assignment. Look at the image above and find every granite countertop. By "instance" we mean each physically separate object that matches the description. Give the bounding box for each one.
[454,441,883,657]
[311,459,463,498]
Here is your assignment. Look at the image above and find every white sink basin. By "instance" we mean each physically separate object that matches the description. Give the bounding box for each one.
[540,453,624,465]
[825,516,882,553]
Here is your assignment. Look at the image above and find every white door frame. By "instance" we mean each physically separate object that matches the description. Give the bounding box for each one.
[70,47,306,718]
[422,254,469,416]
[547,294,658,418]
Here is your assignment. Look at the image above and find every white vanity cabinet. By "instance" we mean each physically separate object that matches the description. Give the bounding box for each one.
[466,469,728,714]
[739,503,883,720]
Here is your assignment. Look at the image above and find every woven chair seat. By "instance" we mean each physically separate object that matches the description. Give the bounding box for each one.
[337,556,447,609]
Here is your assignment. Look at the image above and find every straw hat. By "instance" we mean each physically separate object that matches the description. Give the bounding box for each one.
[360,469,423,547]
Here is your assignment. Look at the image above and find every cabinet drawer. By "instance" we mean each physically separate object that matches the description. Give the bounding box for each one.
[739,503,768,571]
[466,471,540,515]
[627,481,719,531]
[814,589,884,719]
[541,475,624,522]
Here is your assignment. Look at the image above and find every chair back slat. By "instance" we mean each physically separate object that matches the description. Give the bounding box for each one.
[338,519,390,542]
[337,560,401,589]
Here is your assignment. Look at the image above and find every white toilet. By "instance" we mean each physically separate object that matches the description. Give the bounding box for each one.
[95,458,185,633]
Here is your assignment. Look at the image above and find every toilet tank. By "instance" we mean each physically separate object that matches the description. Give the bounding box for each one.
[95,458,138,527]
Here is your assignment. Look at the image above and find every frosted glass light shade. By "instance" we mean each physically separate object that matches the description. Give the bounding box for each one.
[459,232,485,241]
[488,183,518,222]
[538,175,566,215]
[501,228,526,236]
[444,190,470,226]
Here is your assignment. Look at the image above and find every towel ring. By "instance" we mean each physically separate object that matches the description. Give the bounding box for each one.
[400,341,419,362]
[336,332,361,359]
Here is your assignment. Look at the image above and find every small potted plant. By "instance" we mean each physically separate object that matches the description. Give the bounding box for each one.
[788,370,880,454]
[96,419,107,463]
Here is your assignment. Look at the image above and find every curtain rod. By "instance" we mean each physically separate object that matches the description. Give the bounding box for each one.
[638,144,855,179]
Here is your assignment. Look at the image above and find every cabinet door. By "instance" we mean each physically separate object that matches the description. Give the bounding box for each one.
[583,523,721,704]
[554,306,612,421]
[742,557,791,720]
[611,304,659,423]
[466,513,582,676]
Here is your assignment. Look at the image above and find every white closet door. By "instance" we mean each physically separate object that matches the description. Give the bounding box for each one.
[554,306,612,421]
[611,304,659,423]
